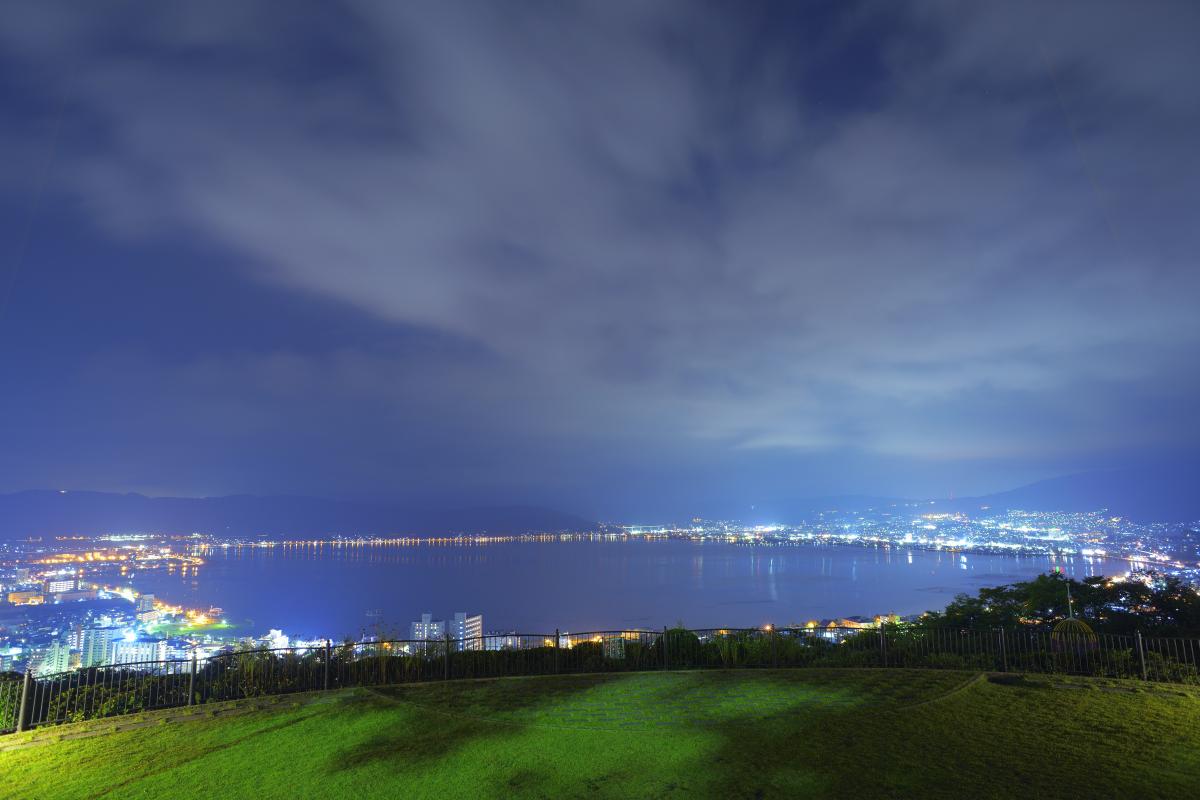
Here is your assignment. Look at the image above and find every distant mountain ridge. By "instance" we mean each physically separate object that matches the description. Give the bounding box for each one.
[752,464,1200,524]
[940,465,1200,522]
[0,490,597,539]
[2,462,1197,539]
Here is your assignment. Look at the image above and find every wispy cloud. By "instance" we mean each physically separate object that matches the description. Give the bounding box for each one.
[1,1,1197,508]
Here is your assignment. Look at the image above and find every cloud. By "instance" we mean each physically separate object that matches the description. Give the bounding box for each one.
[1,1,1197,506]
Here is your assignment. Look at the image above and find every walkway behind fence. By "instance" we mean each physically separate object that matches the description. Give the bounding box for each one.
[3,625,1198,734]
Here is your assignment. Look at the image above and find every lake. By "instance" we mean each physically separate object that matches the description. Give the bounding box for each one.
[130,537,1124,639]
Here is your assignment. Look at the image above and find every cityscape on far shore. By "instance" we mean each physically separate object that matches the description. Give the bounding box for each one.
[4,504,1197,676]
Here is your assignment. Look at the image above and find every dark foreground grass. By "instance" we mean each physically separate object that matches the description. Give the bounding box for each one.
[2,668,1198,799]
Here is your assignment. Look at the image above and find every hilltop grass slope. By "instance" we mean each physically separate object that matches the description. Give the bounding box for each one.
[2,669,1199,799]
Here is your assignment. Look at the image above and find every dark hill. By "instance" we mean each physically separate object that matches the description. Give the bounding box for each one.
[758,464,1200,524]
[942,464,1200,522]
[0,490,596,539]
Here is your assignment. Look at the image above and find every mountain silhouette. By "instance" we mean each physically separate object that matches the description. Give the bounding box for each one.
[0,490,596,540]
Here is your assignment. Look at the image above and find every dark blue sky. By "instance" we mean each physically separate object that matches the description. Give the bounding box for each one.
[1,1,1198,518]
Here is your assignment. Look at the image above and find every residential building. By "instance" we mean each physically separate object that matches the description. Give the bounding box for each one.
[450,612,484,650]
[44,578,77,594]
[131,593,158,623]
[81,627,118,667]
[410,613,445,641]
[108,637,167,666]
[35,641,71,676]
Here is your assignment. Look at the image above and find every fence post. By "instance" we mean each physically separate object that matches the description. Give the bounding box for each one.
[444,633,451,680]
[323,640,331,690]
[1136,630,1148,681]
[878,625,886,668]
[16,670,32,733]
[771,625,778,669]
[998,629,1007,673]
[554,628,560,674]
[662,625,669,671]
[188,651,197,706]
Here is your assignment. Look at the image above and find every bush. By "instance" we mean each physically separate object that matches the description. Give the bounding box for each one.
[1,675,23,730]
[656,628,704,668]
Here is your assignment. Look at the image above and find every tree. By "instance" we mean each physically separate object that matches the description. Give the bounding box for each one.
[921,570,1200,635]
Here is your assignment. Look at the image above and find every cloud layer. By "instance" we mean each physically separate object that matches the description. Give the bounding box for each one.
[1,1,1198,514]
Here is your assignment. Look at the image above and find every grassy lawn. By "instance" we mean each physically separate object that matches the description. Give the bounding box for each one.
[145,620,236,638]
[2,668,1198,799]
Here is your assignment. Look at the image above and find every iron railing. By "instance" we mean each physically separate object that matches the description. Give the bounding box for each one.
[2,625,1197,734]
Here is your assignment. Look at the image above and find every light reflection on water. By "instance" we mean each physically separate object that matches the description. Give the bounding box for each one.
[129,539,1124,639]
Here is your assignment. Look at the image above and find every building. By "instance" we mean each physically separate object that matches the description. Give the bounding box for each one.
[67,624,84,650]
[602,636,626,660]
[135,593,160,624]
[34,641,72,677]
[6,590,43,606]
[108,636,167,666]
[44,578,77,595]
[54,588,99,603]
[256,629,290,651]
[81,627,118,667]
[450,612,484,650]
[165,641,199,661]
[410,613,445,641]
[483,632,522,651]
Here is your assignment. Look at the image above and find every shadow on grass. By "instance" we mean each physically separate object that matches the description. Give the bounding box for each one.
[681,670,983,799]
[325,674,618,777]
[692,670,1200,799]
[324,669,984,797]
[328,712,492,774]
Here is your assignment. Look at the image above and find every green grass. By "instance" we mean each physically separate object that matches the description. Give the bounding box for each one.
[145,620,235,637]
[2,669,1198,799]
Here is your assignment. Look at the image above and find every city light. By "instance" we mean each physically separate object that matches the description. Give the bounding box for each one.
[2,509,1197,677]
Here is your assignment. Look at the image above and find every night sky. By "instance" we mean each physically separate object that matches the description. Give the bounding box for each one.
[1,2,1197,518]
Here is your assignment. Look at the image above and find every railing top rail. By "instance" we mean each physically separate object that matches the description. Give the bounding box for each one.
[34,658,195,680]
[210,646,323,657]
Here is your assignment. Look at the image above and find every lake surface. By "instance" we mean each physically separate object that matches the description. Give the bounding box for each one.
[131,538,1124,639]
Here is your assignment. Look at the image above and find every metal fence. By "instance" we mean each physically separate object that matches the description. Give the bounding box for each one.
[2,625,1197,735]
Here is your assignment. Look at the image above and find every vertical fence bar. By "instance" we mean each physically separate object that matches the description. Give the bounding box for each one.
[554,629,560,675]
[662,626,669,671]
[1136,630,1148,681]
[1189,638,1198,684]
[188,654,197,706]
[998,629,1007,672]
[444,633,451,680]
[16,670,32,733]
[323,640,331,690]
